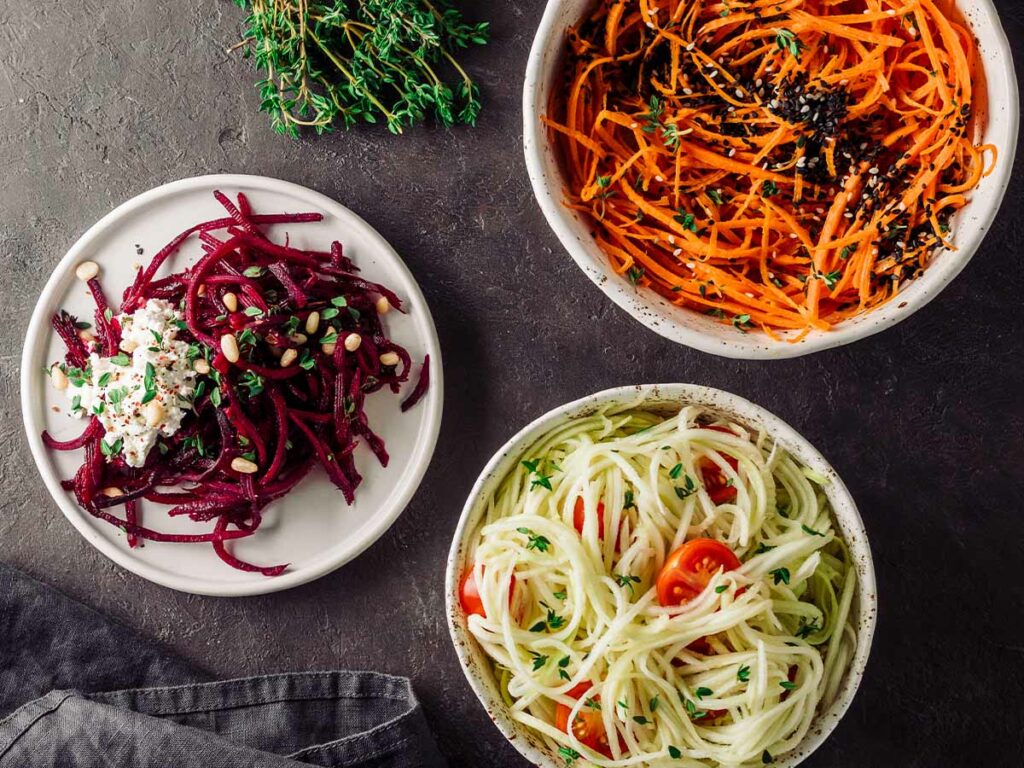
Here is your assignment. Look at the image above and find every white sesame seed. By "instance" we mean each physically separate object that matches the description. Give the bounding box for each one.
[50,365,68,391]
[305,311,320,334]
[75,261,99,281]
[220,334,240,364]
[143,400,165,428]
[231,457,259,474]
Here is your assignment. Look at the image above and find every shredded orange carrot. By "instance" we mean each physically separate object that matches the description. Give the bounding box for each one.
[546,0,992,338]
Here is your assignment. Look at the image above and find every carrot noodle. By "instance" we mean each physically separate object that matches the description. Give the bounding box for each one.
[546,0,992,337]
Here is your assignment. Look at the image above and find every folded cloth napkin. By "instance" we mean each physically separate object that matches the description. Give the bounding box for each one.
[0,565,446,767]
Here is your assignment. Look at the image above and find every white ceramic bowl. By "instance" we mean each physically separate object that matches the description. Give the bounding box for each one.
[446,384,877,767]
[21,174,443,596]
[523,1,1019,359]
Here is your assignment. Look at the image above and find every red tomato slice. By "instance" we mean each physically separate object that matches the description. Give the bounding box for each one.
[572,498,606,538]
[780,665,798,702]
[656,539,742,607]
[459,566,515,619]
[699,426,739,504]
[564,682,594,700]
[687,636,713,655]
[555,684,613,758]
[701,425,735,435]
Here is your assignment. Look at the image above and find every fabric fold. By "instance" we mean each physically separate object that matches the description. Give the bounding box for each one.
[0,566,445,767]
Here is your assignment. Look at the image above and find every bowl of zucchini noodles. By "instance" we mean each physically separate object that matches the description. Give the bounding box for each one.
[446,384,876,767]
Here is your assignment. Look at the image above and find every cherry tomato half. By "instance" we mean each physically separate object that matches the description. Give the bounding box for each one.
[554,684,613,758]
[699,426,739,504]
[459,566,516,619]
[573,498,606,538]
[656,539,742,607]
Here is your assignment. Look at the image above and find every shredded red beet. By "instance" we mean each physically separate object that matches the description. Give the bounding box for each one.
[43,191,430,576]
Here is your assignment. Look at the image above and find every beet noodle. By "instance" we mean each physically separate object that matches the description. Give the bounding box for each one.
[45,191,429,576]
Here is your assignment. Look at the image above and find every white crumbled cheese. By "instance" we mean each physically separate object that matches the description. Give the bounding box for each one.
[63,299,198,467]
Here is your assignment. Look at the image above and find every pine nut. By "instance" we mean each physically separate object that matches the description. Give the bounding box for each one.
[143,400,164,427]
[75,261,99,281]
[193,358,210,375]
[379,351,400,367]
[375,296,391,315]
[231,457,258,474]
[100,487,124,498]
[50,365,69,391]
[220,334,240,363]
[321,342,337,356]
[344,333,362,352]
[280,348,298,367]
[289,333,308,345]
[197,284,207,297]
[223,292,238,312]
[119,338,138,353]
[304,311,320,334]
[78,329,97,344]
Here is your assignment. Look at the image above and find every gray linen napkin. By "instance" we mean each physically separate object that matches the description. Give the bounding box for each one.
[0,565,446,767]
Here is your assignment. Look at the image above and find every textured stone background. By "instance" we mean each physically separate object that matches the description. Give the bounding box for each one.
[1,1,1023,766]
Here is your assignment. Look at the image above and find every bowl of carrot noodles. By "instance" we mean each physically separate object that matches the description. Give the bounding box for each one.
[524,0,1018,358]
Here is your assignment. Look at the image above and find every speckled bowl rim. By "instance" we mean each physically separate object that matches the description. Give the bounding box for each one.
[523,0,1019,359]
[445,384,877,767]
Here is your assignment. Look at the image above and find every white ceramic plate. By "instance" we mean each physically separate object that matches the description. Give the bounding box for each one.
[21,174,443,596]
[524,0,1019,359]
[446,384,877,768]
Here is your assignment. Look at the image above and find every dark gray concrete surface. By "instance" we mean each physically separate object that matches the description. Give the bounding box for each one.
[1,1,1022,766]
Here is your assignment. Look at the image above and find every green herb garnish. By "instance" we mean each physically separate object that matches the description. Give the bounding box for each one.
[516,527,551,553]
[231,0,489,137]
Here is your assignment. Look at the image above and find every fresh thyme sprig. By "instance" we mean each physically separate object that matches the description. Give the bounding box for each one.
[232,0,488,136]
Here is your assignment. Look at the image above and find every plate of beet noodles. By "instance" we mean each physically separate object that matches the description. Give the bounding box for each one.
[21,175,442,596]
[526,0,1017,357]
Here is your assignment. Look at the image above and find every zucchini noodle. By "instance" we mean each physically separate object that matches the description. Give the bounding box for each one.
[463,404,857,766]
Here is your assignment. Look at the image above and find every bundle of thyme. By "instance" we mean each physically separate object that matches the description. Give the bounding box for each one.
[231,0,488,136]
